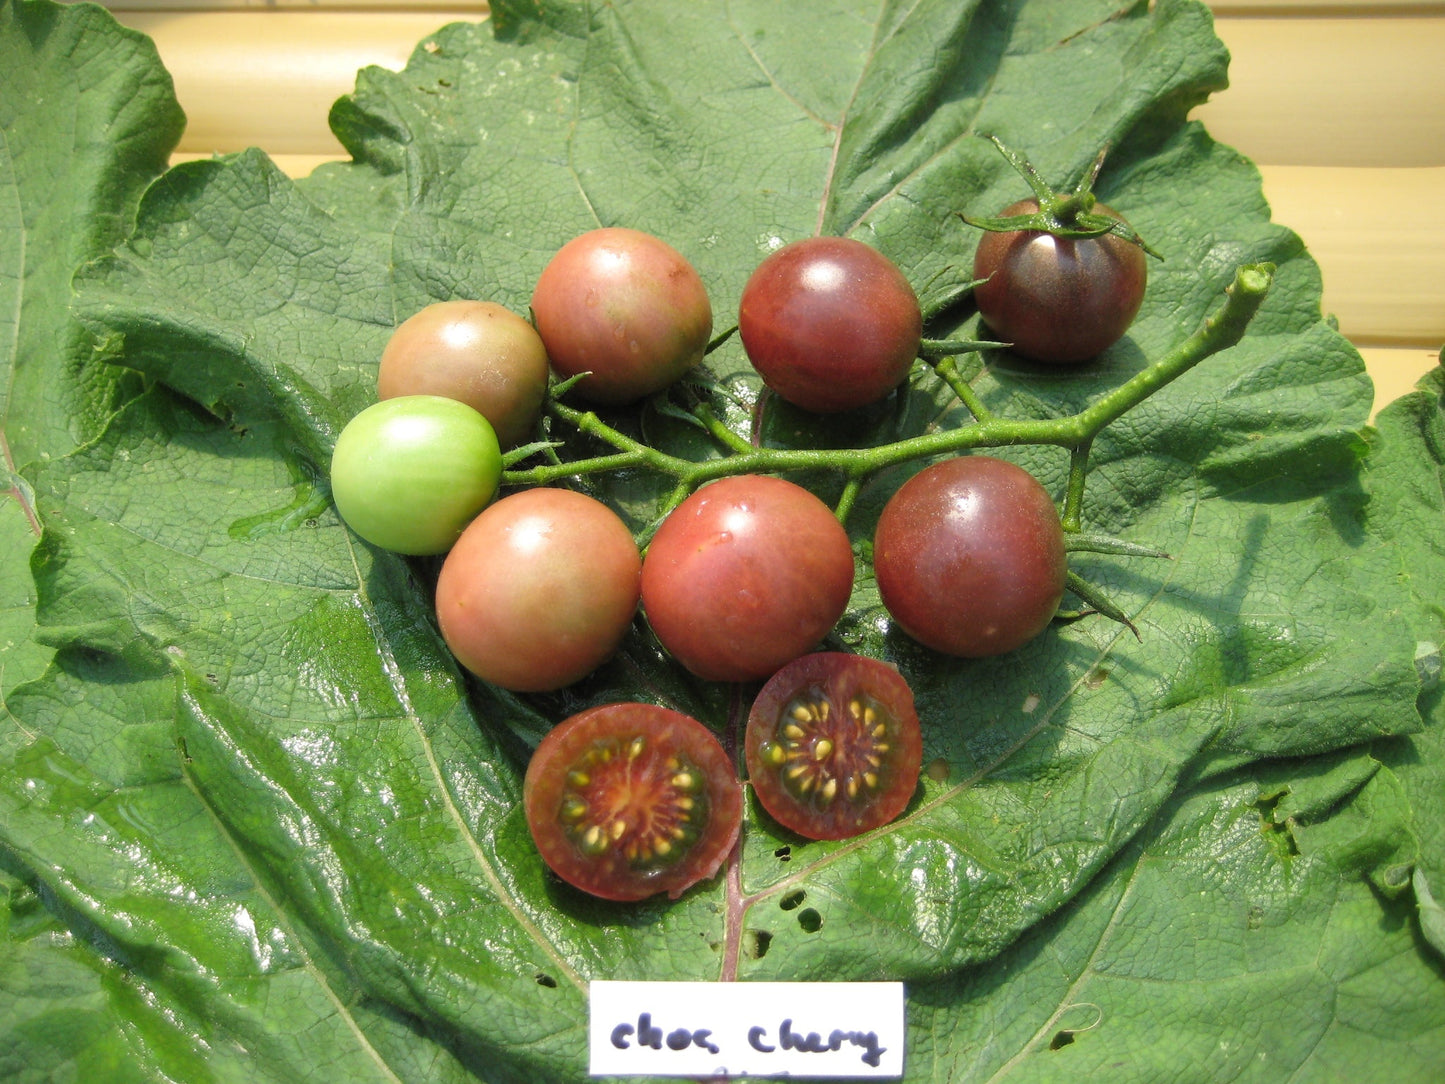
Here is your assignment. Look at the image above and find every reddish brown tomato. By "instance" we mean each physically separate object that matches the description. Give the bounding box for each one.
[377,300,548,448]
[524,703,743,902]
[745,653,922,840]
[530,227,713,405]
[737,236,922,413]
[640,475,855,683]
[972,199,1147,364]
[435,488,641,692]
[873,456,1067,657]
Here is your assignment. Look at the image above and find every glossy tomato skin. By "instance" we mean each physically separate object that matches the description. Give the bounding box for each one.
[530,227,713,405]
[745,653,922,840]
[329,395,501,556]
[640,475,855,683]
[972,199,1147,364]
[738,236,922,413]
[435,488,641,691]
[524,703,743,901]
[873,456,1066,657]
[378,300,549,449]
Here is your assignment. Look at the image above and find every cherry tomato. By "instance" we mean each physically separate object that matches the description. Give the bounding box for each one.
[737,236,922,413]
[640,475,855,683]
[530,227,713,405]
[873,456,1066,657]
[971,198,1147,364]
[435,488,641,691]
[524,702,743,901]
[329,395,501,556]
[377,300,549,449]
[745,653,922,840]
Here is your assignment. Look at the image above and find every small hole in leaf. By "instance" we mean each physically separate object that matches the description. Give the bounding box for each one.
[774,846,791,862]
[1049,1030,1075,1051]
[779,890,806,911]
[796,907,822,933]
[535,973,557,988]
[747,930,773,960]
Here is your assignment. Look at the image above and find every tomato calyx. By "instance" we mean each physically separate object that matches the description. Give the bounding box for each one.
[960,135,1162,259]
[1056,531,1174,640]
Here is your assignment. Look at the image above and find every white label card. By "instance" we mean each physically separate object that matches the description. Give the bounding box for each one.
[588,980,905,1079]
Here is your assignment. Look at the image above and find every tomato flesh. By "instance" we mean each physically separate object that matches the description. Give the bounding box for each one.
[524,703,743,901]
[972,199,1146,364]
[745,653,922,841]
[873,456,1066,657]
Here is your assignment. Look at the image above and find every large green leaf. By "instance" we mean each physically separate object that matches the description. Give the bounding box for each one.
[906,751,1445,1079]
[1364,368,1445,959]
[4,0,1443,1080]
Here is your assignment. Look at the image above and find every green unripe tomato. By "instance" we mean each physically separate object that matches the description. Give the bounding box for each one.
[330,395,502,555]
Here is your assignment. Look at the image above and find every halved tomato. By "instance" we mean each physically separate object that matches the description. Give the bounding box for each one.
[524,703,743,902]
[744,653,922,841]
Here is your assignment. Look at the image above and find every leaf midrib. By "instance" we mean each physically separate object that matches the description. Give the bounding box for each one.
[344,535,587,994]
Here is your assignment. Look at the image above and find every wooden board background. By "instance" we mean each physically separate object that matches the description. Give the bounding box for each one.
[81,0,1445,416]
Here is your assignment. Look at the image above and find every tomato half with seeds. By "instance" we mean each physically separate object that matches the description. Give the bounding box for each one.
[745,653,922,841]
[524,703,743,902]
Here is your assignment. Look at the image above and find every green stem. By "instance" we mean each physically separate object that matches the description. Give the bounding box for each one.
[502,264,1275,506]
[1064,533,1171,559]
[932,355,995,423]
[1061,440,1091,533]
[834,477,863,524]
[918,336,1009,359]
[1064,570,1141,641]
[694,403,755,455]
[705,325,739,355]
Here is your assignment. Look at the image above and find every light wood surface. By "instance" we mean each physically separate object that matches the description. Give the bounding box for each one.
[92,0,1445,414]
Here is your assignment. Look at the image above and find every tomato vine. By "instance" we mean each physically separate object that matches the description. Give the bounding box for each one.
[503,262,1274,533]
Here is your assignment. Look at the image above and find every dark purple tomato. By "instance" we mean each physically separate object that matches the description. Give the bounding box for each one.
[524,703,743,902]
[530,227,713,405]
[873,456,1066,657]
[745,653,922,841]
[435,488,641,691]
[640,475,855,683]
[738,236,922,413]
[972,199,1147,364]
[377,300,549,448]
